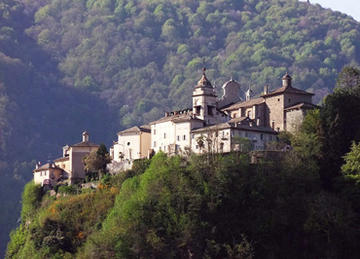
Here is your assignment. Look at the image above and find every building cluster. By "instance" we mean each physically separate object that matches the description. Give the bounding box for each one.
[33,132,99,186]
[109,69,316,170]
[34,69,316,185]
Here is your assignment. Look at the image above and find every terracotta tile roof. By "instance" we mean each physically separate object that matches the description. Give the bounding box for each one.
[284,102,319,111]
[262,85,314,97]
[223,97,265,111]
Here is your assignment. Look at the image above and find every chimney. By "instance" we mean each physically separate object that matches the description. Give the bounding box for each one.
[256,118,260,126]
[82,131,89,142]
[36,161,41,169]
[282,73,292,88]
[264,85,269,95]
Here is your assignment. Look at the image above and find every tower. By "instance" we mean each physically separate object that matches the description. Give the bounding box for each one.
[192,68,218,124]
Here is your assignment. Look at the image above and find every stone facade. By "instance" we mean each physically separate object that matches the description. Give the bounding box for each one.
[224,73,317,133]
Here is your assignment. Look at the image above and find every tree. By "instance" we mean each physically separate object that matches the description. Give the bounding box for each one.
[318,87,360,187]
[341,141,360,175]
[83,144,111,180]
[336,66,360,89]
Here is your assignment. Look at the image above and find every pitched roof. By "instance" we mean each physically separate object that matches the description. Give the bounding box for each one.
[228,116,252,124]
[54,156,70,162]
[118,125,151,135]
[284,102,319,111]
[70,141,100,148]
[222,97,265,111]
[191,123,232,133]
[33,163,62,172]
[191,121,277,134]
[149,112,204,125]
[262,85,314,97]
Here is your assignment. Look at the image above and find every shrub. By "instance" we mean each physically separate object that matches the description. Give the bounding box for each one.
[21,181,43,222]
[57,185,79,195]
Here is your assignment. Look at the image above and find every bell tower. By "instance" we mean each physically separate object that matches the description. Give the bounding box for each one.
[192,68,218,125]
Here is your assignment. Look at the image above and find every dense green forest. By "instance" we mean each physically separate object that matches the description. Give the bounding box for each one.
[1,0,360,256]
[6,74,360,257]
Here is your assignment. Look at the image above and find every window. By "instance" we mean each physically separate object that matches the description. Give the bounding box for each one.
[260,134,263,140]
[278,98,280,102]
[164,133,166,139]
[288,98,291,103]
[153,129,156,135]
[195,106,201,115]
[192,134,194,139]
[127,142,130,146]
[272,121,275,129]
[153,141,156,147]
[277,127,280,132]
[183,135,186,140]
[177,136,180,141]
[196,145,199,149]
[208,105,213,115]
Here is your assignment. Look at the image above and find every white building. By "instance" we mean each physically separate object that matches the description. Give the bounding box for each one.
[110,125,151,170]
[33,162,64,186]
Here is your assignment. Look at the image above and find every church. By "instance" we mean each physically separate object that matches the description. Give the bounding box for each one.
[110,69,316,167]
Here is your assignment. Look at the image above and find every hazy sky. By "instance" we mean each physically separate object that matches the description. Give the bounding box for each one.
[300,0,360,21]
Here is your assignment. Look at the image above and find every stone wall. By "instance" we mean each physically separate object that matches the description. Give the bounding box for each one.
[265,95,285,131]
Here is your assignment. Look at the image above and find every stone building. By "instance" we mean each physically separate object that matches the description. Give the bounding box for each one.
[223,73,317,132]
[34,131,99,185]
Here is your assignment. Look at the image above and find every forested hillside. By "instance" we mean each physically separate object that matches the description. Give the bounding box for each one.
[1,0,360,256]
[23,0,360,127]
[0,1,115,255]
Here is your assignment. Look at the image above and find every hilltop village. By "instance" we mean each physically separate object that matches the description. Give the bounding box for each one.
[33,70,316,186]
